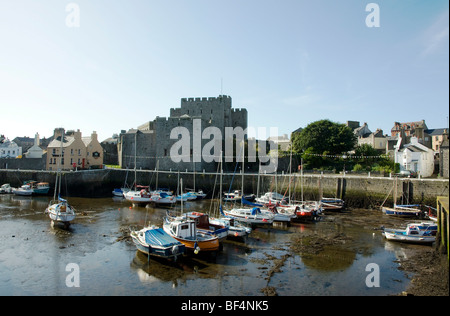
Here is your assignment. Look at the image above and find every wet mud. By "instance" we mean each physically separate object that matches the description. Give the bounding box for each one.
[1,195,448,296]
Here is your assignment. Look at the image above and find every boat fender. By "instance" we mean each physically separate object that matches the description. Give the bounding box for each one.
[172,245,179,254]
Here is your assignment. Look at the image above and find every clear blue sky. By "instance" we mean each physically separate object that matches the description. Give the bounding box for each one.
[1,0,448,142]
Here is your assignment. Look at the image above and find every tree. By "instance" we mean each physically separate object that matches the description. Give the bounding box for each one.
[292,119,356,169]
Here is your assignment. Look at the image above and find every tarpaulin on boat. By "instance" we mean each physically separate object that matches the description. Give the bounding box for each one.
[145,228,180,247]
[241,197,263,207]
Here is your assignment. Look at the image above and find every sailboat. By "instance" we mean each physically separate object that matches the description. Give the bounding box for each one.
[381,177,423,217]
[44,130,76,228]
[124,133,154,206]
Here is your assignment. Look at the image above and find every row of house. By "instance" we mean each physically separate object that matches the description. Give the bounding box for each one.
[0,129,104,171]
[344,120,448,178]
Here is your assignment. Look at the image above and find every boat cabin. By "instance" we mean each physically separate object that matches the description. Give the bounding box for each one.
[406,222,437,236]
[169,219,197,239]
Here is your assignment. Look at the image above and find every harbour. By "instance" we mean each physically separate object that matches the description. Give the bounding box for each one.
[1,193,447,296]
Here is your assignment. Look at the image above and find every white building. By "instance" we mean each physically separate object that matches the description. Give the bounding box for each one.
[24,133,44,158]
[0,139,22,158]
[394,136,434,177]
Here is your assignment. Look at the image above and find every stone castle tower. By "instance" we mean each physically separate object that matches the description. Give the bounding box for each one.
[118,95,248,172]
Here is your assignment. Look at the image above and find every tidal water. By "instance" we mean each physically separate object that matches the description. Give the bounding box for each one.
[0,194,417,296]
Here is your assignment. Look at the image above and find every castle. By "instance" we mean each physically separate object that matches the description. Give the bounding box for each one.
[117,95,248,172]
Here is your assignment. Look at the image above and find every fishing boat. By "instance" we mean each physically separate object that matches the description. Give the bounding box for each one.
[163,216,220,253]
[45,196,76,228]
[130,225,185,260]
[182,211,229,241]
[22,181,50,195]
[382,221,437,245]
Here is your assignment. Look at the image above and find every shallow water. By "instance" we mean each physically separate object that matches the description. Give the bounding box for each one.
[0,194,417,296]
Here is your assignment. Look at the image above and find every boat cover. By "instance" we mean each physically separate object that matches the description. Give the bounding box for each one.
[145,228,180,247]
[251,207,261,215]
[242,197,263,207]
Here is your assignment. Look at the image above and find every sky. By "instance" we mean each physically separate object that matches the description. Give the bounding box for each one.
[0,0,448,143]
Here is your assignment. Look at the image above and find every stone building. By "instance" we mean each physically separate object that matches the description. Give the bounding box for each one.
[46,128,103,171]
[118,95,248,172]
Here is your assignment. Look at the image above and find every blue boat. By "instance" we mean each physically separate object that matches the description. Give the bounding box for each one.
[130,226,185,260]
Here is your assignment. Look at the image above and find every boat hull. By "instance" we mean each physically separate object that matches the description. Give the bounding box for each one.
[222,209,274,225]
[131,234,185,260]
[383,231,435,244]
[382,206,421,217]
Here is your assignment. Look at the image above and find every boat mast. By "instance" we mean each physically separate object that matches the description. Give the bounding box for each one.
[241,139,244,207]
[54,129,65,201]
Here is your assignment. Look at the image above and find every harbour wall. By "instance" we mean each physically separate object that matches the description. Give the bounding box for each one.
[1,169,448,208]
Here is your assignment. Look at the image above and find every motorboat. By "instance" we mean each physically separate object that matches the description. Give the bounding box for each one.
[382,221,437,245]
[221,206,274,226]
[181,211,229,241]
[130,225,185,260]
[12,184,33,196]
[163,216,220,253]
[124,186,153,206]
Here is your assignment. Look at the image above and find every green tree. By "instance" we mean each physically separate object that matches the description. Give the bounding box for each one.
[292,119,356,169]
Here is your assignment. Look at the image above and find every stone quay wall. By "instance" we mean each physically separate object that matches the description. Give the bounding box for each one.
[1,169,448,208]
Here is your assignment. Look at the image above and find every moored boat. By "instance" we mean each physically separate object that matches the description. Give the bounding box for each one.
[12,184,33,196]
[320,197,344,211]
[45,196,76,228]
[222,206,274,226]
[124,186,153,206]
[381,204,424,217]
[130,225,186,260]
[382,221,437,245]
[0,183,13,194]
[163,216,220,253]
[181,211,229,241]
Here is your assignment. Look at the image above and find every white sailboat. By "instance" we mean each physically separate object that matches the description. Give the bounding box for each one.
[44,130,76,228]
